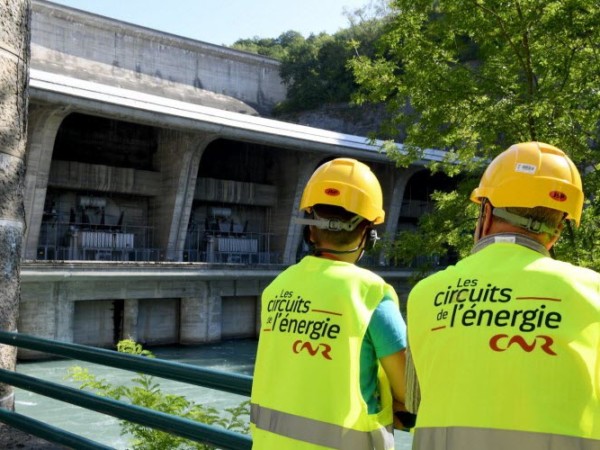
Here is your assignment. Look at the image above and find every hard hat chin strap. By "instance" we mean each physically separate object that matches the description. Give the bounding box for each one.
[294,213,364,232]
[295,210,378,263]
[492,208,560,237]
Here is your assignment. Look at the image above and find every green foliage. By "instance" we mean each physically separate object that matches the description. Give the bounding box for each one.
[382,177,479,281]
[231,30,305,60]
[277,32,350,112]
[352,0,600,163]
[350,0,600,271]
[276,6,392,114]
[229,1,391,113]
[117,339,154,357]
[67,340,250,450]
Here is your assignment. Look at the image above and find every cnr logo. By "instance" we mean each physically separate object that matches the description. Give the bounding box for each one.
[489,334,557,356]
[293,340,332,360]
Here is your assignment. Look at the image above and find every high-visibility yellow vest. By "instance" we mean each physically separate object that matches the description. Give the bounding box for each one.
[408,235,600,450]
[251,256,398,449]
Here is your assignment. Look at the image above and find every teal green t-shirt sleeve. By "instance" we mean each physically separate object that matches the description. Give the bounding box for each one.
[369,296,407,358]
[360,295,407,413]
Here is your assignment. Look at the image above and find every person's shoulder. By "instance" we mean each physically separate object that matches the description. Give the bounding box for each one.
[264,260,303,284]
[339,260,378,276]
[411,262,460,290]
[542,257,600,283]
[351,265,400,298]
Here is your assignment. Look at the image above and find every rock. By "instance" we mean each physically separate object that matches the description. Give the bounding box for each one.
[0,423,69,449]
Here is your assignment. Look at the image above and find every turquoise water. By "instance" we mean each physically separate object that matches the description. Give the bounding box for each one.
[15,339,412,449]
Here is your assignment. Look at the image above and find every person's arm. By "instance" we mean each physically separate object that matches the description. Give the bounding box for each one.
[380,350,406,406]
[380,349,411,429]
[368,297,410,428]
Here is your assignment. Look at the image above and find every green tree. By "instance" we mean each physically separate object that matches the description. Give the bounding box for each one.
[229,2,391,114]
[276,3,391,114]
[231,30,304,60]
[350,0,600,270]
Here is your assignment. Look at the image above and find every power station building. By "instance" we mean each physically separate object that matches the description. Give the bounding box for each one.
[19,0,450,358]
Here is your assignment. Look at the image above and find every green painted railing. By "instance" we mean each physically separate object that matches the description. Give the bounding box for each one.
[0,331,253,449]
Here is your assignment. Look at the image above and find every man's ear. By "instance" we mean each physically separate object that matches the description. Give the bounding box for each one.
[474,200,492,242]
[546,221,564,250]
[302,225,313,245]
[481,201,494,237]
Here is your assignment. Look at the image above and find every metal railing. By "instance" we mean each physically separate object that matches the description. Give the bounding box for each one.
[37,221,159,262]
[36,221,282,264]
[0,331,252,449]
[183,230,280,264]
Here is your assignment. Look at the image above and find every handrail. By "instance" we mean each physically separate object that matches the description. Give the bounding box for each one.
[0,369,251,449]
[0,408,113,450]
[0,331,252,449]
[0,331,252,396]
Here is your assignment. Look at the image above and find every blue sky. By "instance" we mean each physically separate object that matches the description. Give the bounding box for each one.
[48,0,372,47]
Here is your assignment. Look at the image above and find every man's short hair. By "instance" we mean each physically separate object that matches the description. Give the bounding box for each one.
[311,204,368,247]
[503,206,565,235]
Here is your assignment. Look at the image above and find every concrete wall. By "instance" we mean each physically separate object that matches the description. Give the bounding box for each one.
[18,261,414,360]
[31,0,286,116]
[73,300,116,346]
[18,262,414,360]
[137,299,180,345]
[18,263,279,359]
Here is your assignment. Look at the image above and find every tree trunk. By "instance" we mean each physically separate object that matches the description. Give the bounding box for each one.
[0,0,30,411]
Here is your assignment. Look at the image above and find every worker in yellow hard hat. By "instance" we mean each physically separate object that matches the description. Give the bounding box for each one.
[250,158,409,449]
[406,142,600,449]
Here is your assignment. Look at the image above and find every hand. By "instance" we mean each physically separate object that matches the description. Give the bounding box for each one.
[393,400,416,430]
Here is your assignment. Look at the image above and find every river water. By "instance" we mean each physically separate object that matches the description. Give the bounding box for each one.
[15,339,413,449]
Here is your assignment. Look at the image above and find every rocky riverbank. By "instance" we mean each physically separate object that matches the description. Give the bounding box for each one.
[0,423,69,449]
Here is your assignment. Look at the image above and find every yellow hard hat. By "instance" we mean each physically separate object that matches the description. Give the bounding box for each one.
[470,142,584,225]
[300,158,385,224]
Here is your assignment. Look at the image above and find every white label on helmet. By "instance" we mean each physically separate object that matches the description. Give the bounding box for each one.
[515,163,536,174]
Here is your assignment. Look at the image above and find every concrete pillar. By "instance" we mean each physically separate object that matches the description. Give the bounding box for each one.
[281,156,323,264]
[179,282,224,344]
[179,296,208,344]
[17,281,58,360]
[122,299,139,342]
[23,105,72,259]
[152,130,215,261]
[207,286,223,342]
[54,283,74,344]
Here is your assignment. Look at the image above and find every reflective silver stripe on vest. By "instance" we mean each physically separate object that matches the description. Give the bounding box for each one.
[414,427,600,450]
[251,403,394,450]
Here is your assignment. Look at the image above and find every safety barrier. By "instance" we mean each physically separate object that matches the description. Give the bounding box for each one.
[37,221,157,262]
[0,331,252,449]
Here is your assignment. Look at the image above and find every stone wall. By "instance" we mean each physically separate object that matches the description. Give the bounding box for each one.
[277,103,391,137]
